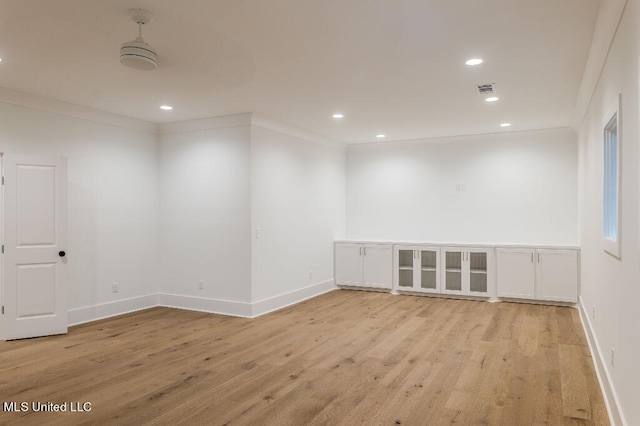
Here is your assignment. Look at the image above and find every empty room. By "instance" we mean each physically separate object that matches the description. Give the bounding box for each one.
[0,0,638,425]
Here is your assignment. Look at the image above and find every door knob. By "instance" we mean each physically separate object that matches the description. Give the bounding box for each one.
[59,251,66,257]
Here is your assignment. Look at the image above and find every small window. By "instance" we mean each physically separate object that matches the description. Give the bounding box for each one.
[603,95,621,257]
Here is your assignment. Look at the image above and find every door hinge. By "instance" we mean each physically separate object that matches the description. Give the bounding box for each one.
[1,176,4,185]
[1,306,4,315]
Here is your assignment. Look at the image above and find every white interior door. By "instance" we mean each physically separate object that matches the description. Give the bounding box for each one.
[2,154,67,340]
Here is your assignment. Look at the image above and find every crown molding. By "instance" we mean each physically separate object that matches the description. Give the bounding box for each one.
[250,113,346,150]
[572,0,628,130]
[0,86,157,134]
[156,113,253,135]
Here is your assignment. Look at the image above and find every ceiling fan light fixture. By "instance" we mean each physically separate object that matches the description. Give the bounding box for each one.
[120,8,158,71]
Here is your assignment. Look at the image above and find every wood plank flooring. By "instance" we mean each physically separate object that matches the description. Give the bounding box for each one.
[0,290,609,425]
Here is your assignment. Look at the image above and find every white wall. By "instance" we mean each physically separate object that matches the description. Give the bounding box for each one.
[577,0,640,424]
[346,128,578,244]
[0,102,344,320]
[157,115,345,316]
[0,97,160,315]
[158,117,252,306]
[250,124,345,312]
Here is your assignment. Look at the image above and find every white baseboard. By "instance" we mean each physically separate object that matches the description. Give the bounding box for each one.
[251,280,336,317]
[158,293,253,318]
[68,294,159,326]
[67,282,335,327]
[578,296,626,426]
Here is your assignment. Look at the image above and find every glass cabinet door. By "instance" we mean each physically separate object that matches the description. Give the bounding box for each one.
[398,249,414,288]
[444,251,463,291]
[469,251,488,293]
[420,250,438,290]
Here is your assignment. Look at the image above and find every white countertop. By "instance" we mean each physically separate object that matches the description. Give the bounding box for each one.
[334,239,580,250]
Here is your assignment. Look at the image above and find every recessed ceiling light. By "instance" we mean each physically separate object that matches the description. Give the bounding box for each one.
[332,113,344,119]
[160,105,173,110]
[500,123,512,127]
[376,134,386,139]
[485,96,499,102]
[465,58,483,66]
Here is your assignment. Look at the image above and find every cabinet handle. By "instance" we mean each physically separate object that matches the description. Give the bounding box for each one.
[531,253,533,263]
[537,253,540,263]
[360,247,362,256]
[364,247,367,256]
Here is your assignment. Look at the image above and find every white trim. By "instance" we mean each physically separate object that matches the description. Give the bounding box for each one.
[251,280,336,317]
[156,113,253,135]
[393,290,490,303]
[68,294,159,326]
[578,296,626,426]
[158,293,253,318]
[66,283,337,327]
[572,0,628,129]
[602,93,622,258]
[335,240,580,251]
[251,113,346,149]
[346,126,574,149]
[0,87,157,134]
[495,296,576,308]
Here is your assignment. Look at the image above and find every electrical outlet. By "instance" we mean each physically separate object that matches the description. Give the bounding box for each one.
[308,271,313,280]
[112,282,119,293]
[255,228,262,239]
[611,348,615,368]
[592,307,596,320]
[198,280,204,290]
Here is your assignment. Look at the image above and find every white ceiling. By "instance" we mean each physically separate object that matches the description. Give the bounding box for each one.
[0,0,600,144]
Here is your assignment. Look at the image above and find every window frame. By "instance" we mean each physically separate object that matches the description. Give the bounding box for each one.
[602,93,622,258]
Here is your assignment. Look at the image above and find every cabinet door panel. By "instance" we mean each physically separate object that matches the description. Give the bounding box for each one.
[535,250,578,302]
[442,249,464,293]
[496,249,535,299]
[363,245,393,289]
[468,251,488,294]
[335,244,363,286]
[396,248,415,289]
[419,249,439,290]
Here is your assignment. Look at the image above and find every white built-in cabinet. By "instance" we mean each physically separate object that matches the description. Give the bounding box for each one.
[495,248,535,299]
[334,243,393,289]
[394,245,440,293]
[393,245,491,297]
[496,248,578,303]
[441,247,492,296]
[335,241,579,306]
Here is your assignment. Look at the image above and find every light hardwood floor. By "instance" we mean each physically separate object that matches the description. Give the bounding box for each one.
[0,290,609,425]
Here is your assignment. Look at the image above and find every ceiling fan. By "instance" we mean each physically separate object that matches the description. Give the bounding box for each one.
[120,8,158,71]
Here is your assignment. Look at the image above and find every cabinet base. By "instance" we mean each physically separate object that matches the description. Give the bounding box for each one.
[337,287,576,307]
[337,285,392,294]
[496,296,577,307]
